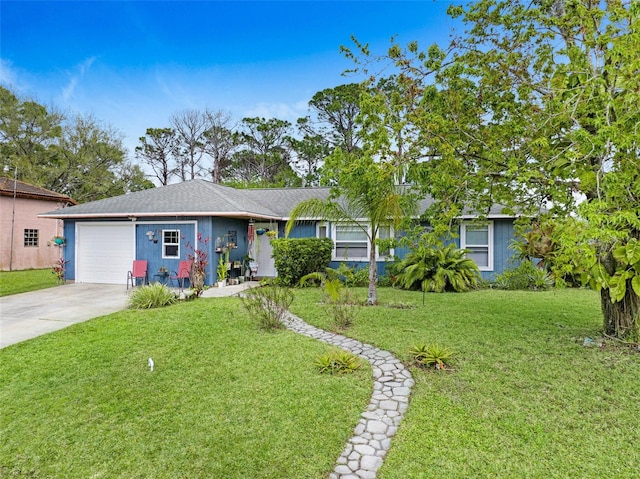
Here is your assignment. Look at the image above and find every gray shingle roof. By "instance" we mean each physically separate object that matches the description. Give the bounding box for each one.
[39,179,515,219]
[38,180,329,219]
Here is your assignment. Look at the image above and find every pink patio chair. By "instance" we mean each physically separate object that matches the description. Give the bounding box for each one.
[127,260,149,290]
[170,260,193,291]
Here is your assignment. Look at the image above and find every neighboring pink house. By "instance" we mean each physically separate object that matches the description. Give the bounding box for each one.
[0,177,76,271]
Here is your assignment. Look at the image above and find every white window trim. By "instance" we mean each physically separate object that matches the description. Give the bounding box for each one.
[460,221,494,271]
[316,222,328,239]
[329,223,394,262]
[162,229,181,259]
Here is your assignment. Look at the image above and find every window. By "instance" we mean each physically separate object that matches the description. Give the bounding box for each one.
[461,222,493,271]
[332,224,394,261]
[317,222,328,239]
[24,229,39,247]
[162,230,180,258]
[335,225,368,260]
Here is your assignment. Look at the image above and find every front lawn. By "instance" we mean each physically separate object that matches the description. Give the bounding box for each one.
[0,298,371,478]
[291,288,640,478]
[0,268,57,296]
[2,287,638,478]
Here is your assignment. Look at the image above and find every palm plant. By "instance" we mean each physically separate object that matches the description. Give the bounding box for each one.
[394,244,480,293]
[285,167,417,305]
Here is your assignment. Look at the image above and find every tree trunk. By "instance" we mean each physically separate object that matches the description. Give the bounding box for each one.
[368,239,378,305]
[601,284,640,339]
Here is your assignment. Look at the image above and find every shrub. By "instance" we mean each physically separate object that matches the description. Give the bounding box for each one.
[51,258,69,284]
[128,283,177,309]
[408,343,456,370]
[271,237,333,286]
[394,244,481,292]
[298,272,358,330]
[492,260,554,290]
[241,285,294,330]
[314,349,362,375]
[324,279,358,330]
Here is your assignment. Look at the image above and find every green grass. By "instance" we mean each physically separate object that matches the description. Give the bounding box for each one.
[3,287,639,478]
[290,288,640,479]
[0,268,58,296]
[0,298,371,478]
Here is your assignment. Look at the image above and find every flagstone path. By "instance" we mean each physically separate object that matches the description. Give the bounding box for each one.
[282,311,414,479]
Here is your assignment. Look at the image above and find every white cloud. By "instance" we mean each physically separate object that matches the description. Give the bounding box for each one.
[0,58,20,88]
[61,56,96,101]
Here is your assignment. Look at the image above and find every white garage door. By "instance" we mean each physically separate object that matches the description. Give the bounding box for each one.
[76,223,135,284]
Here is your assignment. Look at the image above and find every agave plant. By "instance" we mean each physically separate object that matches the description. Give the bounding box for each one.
[408,343,456,370]
[394,244,480,292]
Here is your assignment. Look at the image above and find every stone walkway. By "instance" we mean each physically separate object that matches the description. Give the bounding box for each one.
[282,311,414,479]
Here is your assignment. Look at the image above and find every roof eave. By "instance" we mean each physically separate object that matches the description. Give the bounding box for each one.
[38,211,284,220]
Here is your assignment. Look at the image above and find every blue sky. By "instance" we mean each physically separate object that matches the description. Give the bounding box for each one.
[1,1,460,157]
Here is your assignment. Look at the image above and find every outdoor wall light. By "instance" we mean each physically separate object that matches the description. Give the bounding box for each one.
[146,230,157,243]
[215,236,223,253]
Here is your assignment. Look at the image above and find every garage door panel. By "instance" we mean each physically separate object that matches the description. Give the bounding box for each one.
[77,224,135,284]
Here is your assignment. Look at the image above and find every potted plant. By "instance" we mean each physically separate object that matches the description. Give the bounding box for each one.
[217,256,227,287]
[52,236,66,246]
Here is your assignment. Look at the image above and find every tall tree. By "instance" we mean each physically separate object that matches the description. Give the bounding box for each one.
[288,118,330,187]
[348,0,640,338]
[0,86,63,178]
[1,87,151,201]
[231,117,300,187]
[306,83,364,153]
[135,128,178,186]
[201,109,239,184]
[51,115,152,202]
[171,109,209,181]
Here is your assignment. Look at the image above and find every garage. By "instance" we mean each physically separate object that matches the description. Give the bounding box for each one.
[76,223,135,284]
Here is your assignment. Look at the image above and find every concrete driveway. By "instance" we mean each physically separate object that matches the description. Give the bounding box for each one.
[0,283,130,349]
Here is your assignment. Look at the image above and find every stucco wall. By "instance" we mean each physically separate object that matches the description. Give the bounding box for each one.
[0,196,66,270]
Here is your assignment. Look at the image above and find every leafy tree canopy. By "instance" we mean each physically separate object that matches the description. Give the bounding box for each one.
[1,86,152,202]
[344,0,640,338]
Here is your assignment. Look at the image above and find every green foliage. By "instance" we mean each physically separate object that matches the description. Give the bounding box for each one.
[492,260,554,291]
[298,271,359,329]
[408,343,456,370]
[271,237,333,286]
[128,283,177,309]
[1,86,152,202]
[394,244,481,293]
[314,349,362,375]
[590,238,640,302]
[241,286,294,331]
[231,117,301,187]
[343,0,640,336]
[325,279,358,330]
[511,218,585,287]
[217,256,228,281]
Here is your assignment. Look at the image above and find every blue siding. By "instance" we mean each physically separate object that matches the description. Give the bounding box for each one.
[288,223,316,239]
[62,217,258,286]
[63,215,519,285]
[135,222,196,286]
[63,220,76,281]
[490,219,518,280]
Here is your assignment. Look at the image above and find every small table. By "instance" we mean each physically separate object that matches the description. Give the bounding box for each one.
[153,271,170,285]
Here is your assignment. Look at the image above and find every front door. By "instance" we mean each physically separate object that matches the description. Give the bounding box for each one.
[253,222,277,278]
